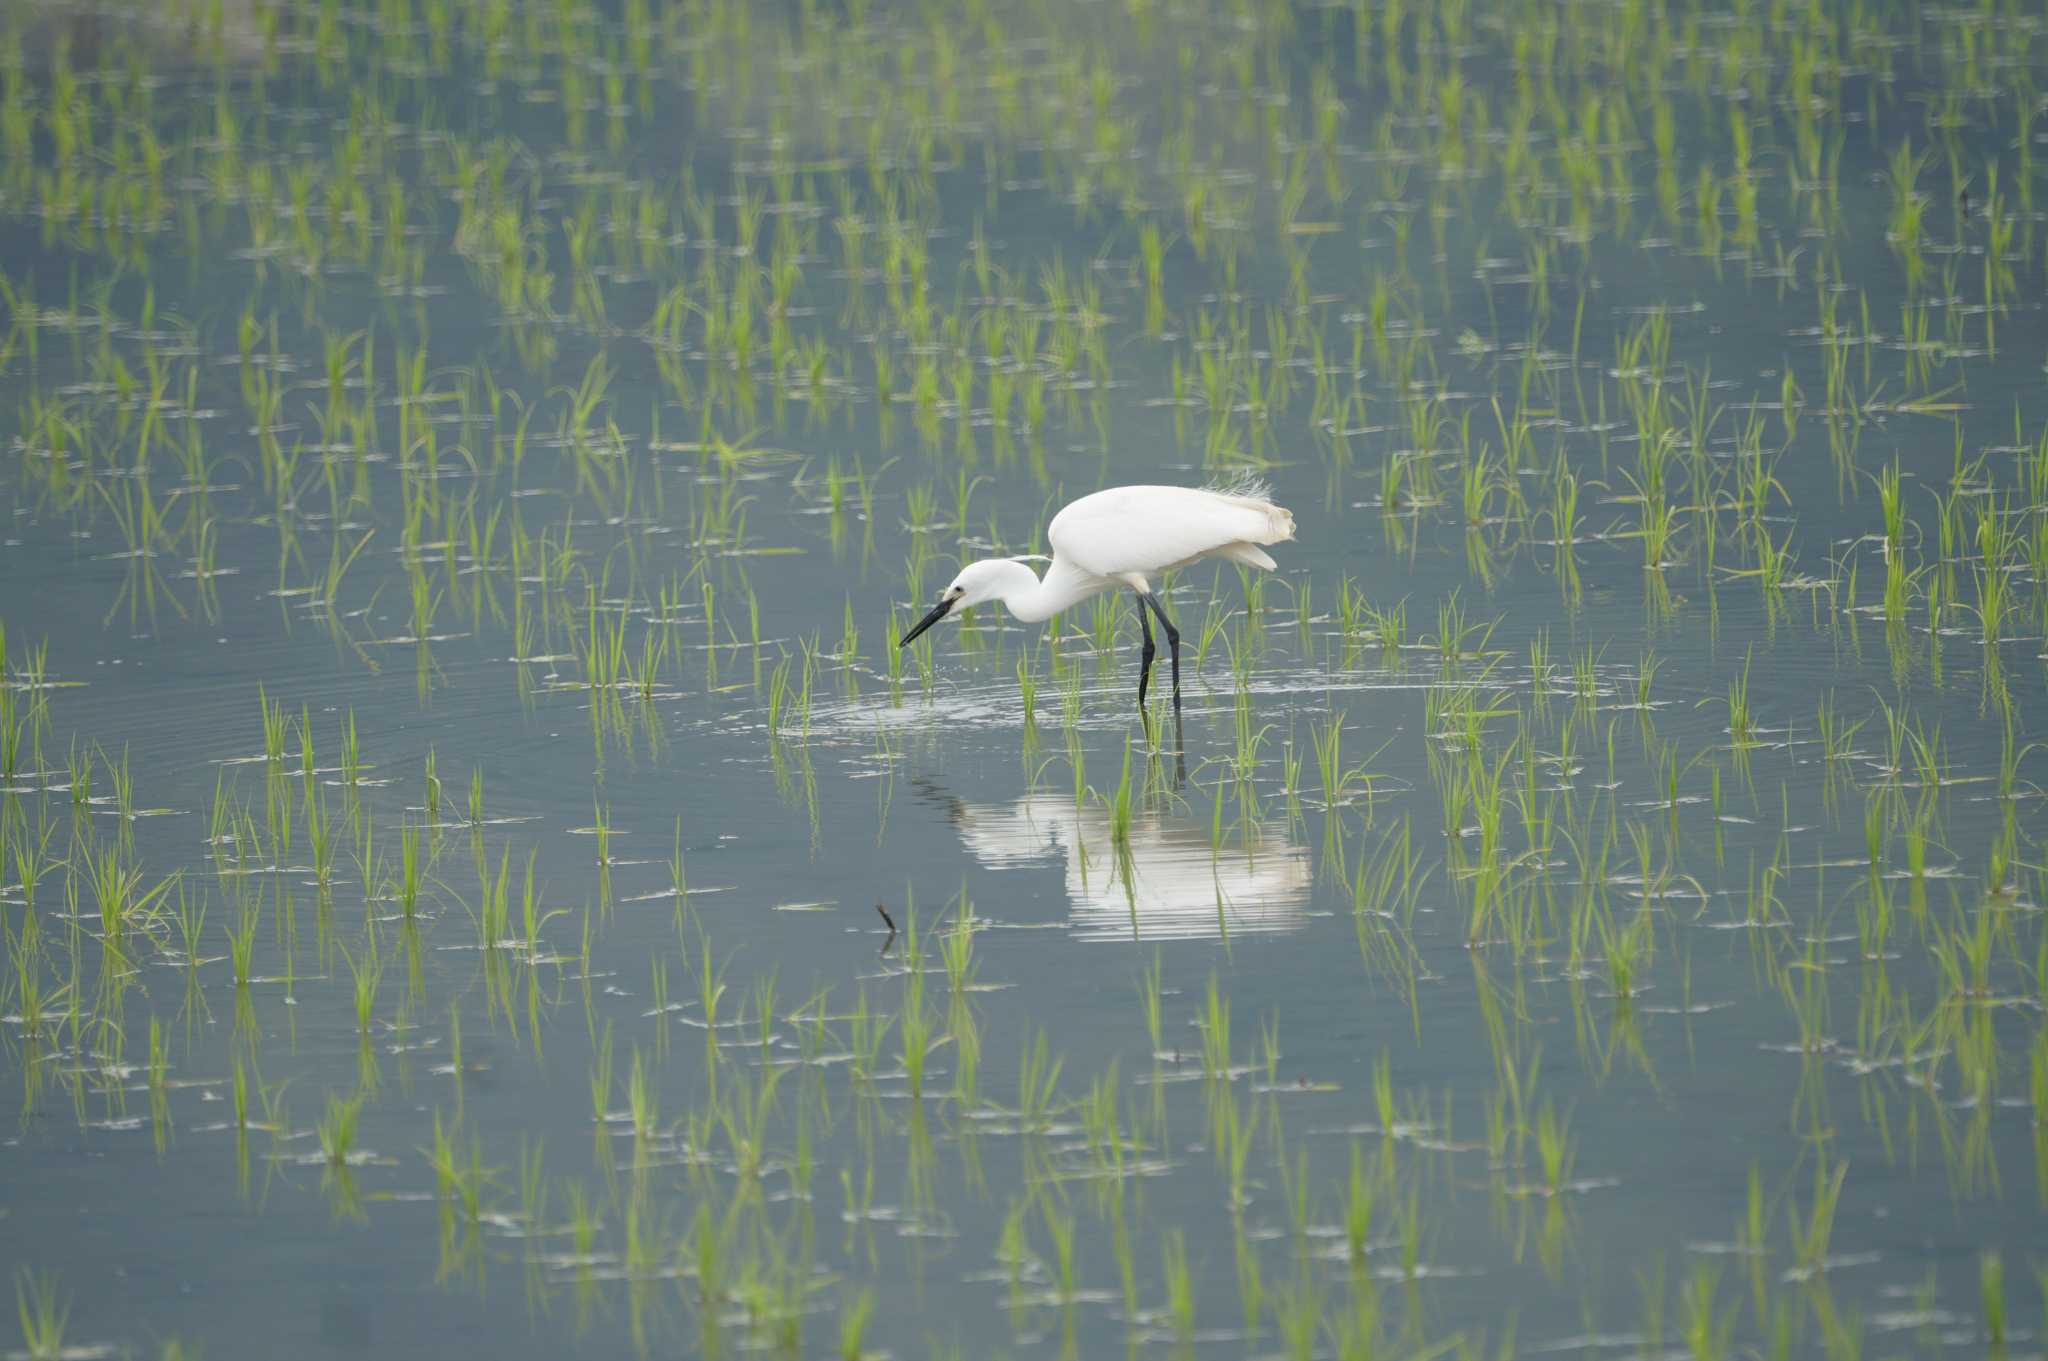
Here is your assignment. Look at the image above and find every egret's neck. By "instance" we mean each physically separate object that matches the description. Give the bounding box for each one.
[989,558,1105,624]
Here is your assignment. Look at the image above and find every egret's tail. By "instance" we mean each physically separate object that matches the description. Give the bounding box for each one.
[1260,501,1296,544]
[1236,495,1294,545]
[1204,473,1296,545]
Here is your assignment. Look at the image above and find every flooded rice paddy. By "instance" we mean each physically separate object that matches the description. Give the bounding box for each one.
[3,0,2048,1357]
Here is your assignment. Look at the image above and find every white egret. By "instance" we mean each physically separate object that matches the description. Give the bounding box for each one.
[897,481,1296,721]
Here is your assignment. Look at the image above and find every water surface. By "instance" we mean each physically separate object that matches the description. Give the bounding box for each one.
[3,2,2047,1358]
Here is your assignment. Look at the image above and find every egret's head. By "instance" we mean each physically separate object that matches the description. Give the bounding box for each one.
[898,559,1031,646]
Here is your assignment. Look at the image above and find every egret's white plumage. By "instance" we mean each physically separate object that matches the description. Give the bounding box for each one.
[898,482,1296,723]
[1049,483,1294,582]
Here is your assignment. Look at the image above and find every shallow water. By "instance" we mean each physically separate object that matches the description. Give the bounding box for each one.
[3,2,2047,1358]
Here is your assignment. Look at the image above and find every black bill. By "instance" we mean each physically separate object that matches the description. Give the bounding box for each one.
[898,597,953,646]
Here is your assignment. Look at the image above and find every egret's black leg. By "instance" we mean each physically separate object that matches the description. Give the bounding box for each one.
[1140,592,1182,720]
[1135,592,1157,716]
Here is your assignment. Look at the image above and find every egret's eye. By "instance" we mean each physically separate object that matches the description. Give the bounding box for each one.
[945,586,966,600]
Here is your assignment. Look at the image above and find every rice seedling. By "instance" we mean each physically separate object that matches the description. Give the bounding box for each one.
[1980,1251,2006,1349]
[427,1110,499,1236]
[13,1269,69,1361]
[1785,1156,1848,1281]
[226,899,260,989]
[258,686,287,766]
[397,820,423,918]
[317,1092,363,1168]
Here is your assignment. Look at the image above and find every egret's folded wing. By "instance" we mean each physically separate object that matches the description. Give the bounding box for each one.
[1048,485,1291,579]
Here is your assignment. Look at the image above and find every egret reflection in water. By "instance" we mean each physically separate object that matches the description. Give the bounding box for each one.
[941,789,1312,942]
